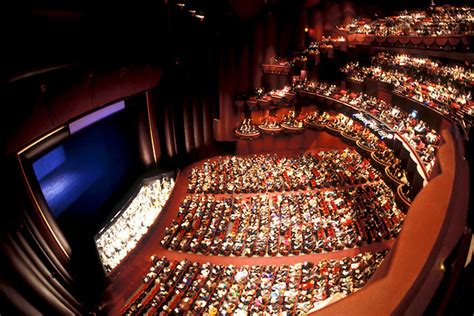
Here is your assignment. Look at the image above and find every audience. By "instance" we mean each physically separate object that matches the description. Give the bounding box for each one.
[295,80,441,174]
[123,251,388,315]
[341,52,473,122]
[338,5,474,36]
[188,150,382,194]
[162,150,405,257]
[235,118,260,137]
[281,110,304,130]
[258,116,282,132]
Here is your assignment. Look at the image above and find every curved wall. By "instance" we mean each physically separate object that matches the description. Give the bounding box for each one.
[312,126,469,315]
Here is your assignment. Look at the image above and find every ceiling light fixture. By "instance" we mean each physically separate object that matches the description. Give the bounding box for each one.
[195,14,205,22]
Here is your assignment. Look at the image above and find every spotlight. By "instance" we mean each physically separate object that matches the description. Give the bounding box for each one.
[195,14,205,22]
[188,9,196,15]
[176,3,185,8]
[304,27,309,33]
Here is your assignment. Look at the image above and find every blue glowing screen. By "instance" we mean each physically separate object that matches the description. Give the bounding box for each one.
[32,108,144,219]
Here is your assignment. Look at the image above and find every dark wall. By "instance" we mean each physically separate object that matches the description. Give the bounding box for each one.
[3,65,162,156]
[215,1,308,140]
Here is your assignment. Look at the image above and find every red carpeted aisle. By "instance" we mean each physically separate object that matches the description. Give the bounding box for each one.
[101,146,395,315]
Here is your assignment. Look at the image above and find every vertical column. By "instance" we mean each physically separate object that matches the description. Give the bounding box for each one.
[145,90,161,164]
[192,97,204,149]
[164,105,176,158]
[203,99,213,145]
[183,97,195,153]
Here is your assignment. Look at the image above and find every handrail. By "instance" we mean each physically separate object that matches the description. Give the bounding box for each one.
[297,90,430,182]
[310,126,469,315]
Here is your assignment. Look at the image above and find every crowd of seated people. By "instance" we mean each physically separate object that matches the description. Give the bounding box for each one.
[122,251,388,315]
[326,113,391,142]
[320,36,346,49]
[258,115,282,132]
[268,56,292,67]
[188,150,382,194]
[341,62,365,83]
[337,5,474,36]
[281,110,305,130]
[374,53,473,89]
[161,185,404,256]
[300,110,392,149]
[295,80,441,174]
[303,41,320,56]
[387,159,409,185]
[269,86,297,106]
[339,115,364,139]
[96,177,175,273]
[373,143,398,166]
[243,86,297,110]
[235,118,260,137]
[327,113,399,167]
[341,53,473,121]
[304,111,331,128]
[236,80,439,174]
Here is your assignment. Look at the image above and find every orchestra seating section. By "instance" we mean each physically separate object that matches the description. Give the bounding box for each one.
[187,151,382,194]
[121,251,387,315]
[161,151,404,257]
[95,177,175,273]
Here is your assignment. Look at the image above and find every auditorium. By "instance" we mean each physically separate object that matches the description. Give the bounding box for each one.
[0,0,473,315]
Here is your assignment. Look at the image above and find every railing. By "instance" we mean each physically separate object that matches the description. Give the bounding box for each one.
[312,126,470,315]
[297,89,430,183]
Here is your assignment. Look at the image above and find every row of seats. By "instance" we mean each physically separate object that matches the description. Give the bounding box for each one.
[188,149,382,194]
[295,81,441,173]
[371,52,472,89]
[341,52,473,121]
[161,183,404,257]
[122,251,388,315]
[307,111,409,184]
[337,5,473,36]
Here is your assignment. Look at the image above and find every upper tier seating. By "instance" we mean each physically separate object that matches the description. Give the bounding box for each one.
[337,5,474,36]
[341,52,473,123]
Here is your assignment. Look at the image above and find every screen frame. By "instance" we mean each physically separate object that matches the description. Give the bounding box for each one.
[16,92,154,261]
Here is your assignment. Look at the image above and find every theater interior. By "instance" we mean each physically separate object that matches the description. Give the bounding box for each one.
[1,0,473,315]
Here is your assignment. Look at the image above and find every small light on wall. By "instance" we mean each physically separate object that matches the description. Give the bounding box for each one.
[195,14,205,22]
[439,260,446,272]
[304,27,309,33]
